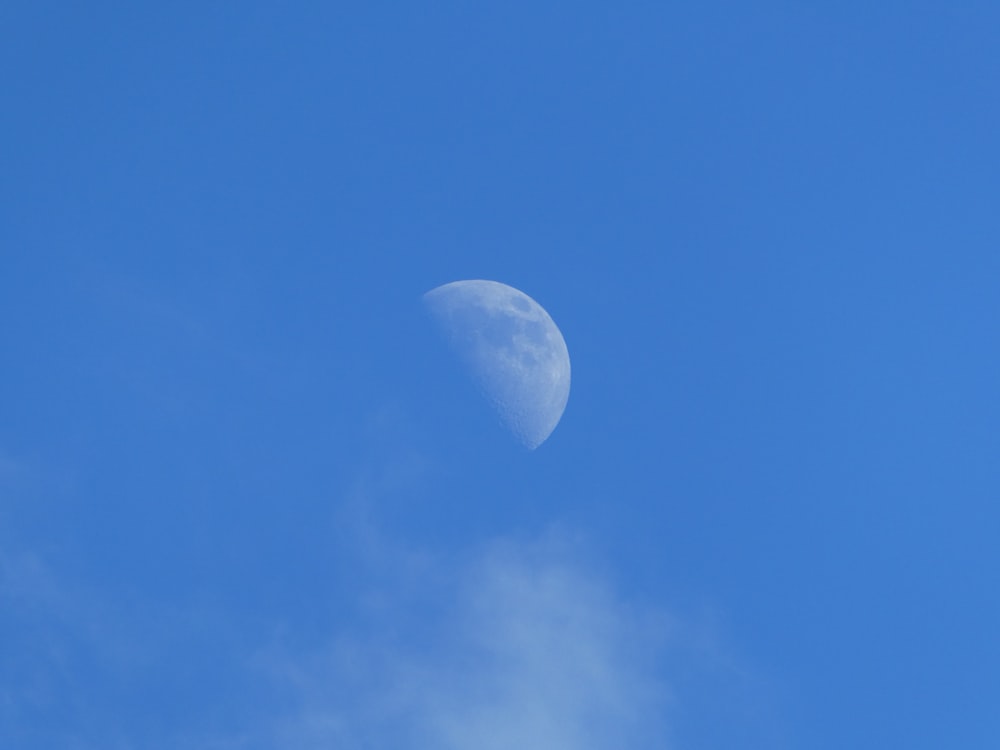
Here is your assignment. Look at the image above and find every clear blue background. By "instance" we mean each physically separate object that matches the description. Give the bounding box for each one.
[2,2,998,748]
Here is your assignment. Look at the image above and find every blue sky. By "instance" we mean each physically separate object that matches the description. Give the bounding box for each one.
[3,2,999,748]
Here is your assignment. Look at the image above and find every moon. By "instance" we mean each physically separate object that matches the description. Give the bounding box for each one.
[423,279,571,449]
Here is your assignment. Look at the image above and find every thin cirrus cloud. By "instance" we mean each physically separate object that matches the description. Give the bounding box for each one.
[260,532,674,750]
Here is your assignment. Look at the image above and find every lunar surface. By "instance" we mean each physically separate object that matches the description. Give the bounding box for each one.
[423,279,571,449]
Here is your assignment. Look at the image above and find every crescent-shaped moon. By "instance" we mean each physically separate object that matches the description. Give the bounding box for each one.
[423,280,571,449]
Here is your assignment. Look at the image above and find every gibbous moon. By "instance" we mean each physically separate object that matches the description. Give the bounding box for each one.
[423,279,571,449]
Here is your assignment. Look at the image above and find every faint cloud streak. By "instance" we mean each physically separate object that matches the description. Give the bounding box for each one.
[260,531,674,750]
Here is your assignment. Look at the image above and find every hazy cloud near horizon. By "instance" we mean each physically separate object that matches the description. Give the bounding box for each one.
[0,445,777,750]
[258,531,675,750]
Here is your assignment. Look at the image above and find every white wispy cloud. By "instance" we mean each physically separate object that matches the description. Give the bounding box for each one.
[0,415,776,749]
[257,530,675,750]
